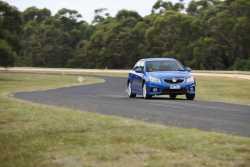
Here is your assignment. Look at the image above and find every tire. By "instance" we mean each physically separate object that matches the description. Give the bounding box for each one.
[127,82,136,98]
[143,83,152,99]
[169,94,177,99]
[186,94,195,100]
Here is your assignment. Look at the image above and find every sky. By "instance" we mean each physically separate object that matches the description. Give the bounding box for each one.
[4,0,190,23]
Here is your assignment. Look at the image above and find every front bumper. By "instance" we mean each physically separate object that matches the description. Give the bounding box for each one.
[145,81,195,96]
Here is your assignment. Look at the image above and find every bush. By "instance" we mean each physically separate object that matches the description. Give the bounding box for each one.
[0,40,15,67]
[232,58,250,71]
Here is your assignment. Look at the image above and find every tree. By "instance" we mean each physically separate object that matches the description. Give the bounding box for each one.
[152,0,184,14]
[55,8,82,31]
[84,10,145,68]
[232,58,250,70]
[0,40,15,67]
[22,7,51,23]
[92,8,110,24]
[146,11,196,63]
[0,0,22,53]
[1,0,250,70]
[191,37,225,69]
[186,0,220,16]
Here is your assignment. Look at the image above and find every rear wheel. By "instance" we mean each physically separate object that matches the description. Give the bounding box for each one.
[169,94,177,99]
[127,82,136,98]
[143,83,152,99]
[186,94,195,100]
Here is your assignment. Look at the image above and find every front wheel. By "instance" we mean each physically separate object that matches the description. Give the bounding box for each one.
[143,83,152,99]
[186,94,195,100]
[127,82,136,98]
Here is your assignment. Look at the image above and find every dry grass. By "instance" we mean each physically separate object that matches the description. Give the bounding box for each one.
[196,76,250,105]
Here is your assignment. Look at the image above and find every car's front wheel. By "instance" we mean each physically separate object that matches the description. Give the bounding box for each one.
[143,83,152,99]
[127,82,136,98]
[186,93,195,100]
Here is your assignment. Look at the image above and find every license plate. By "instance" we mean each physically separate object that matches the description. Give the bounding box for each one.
[170,84,181,90]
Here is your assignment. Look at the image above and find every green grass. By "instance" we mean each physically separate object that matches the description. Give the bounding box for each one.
[196,76,250,105]
[0,72,250,167]
[165,75,250,105]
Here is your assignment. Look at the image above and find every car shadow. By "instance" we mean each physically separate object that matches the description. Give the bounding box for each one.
[136,96,187,101]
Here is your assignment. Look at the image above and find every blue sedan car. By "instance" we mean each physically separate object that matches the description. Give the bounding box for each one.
[127,58,196,100]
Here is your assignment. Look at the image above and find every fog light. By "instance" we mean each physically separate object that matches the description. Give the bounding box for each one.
[189,86,195,92]
[152,88,158,92]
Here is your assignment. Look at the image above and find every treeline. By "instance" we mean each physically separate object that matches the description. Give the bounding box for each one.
[0,0,250,70]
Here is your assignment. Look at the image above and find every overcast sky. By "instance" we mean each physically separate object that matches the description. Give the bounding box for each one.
[4,0,190,22]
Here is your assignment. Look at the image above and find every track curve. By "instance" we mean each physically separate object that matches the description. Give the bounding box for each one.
[15,77,250,137]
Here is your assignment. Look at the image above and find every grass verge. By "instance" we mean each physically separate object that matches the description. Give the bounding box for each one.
[0,72,250,167]
[196,76,250,105]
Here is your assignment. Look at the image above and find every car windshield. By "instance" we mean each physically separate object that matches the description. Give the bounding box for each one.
[145,60,184,72]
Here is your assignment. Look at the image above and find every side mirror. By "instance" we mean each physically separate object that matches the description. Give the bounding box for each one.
[135,67,144,73]
[185,67,192,72]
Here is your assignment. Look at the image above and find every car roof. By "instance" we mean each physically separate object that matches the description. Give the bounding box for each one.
[139,58,177,62]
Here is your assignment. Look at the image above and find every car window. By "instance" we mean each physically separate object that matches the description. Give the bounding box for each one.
[133,60,144,70]
[140,61,145,68]
[134,66,140,71]
[133,62,139,70]
[145,60,184,72]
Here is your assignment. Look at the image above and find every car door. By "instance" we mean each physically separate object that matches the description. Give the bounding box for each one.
[129,62,140,92]
[128,70,136,92]
[133,61,145,94]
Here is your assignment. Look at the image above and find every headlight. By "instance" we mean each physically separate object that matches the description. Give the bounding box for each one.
[186,76,195,83]
[148,76,161,84]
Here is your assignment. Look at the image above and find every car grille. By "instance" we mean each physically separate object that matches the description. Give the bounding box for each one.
[164,78,184,84]
[162,89,187,94]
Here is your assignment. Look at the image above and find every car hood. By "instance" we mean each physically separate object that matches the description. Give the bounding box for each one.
[147,71,191,79]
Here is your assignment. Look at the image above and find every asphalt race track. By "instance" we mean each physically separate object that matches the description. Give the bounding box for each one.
[15,77,250,137]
